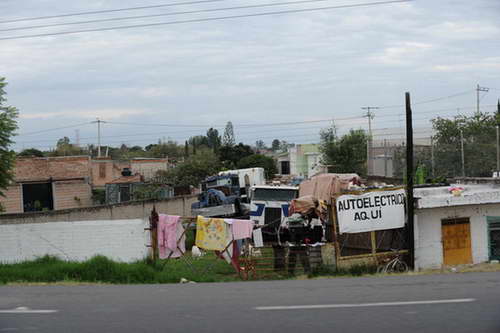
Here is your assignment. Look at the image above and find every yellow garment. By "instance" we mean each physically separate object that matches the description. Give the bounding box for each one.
[195,216,228,251]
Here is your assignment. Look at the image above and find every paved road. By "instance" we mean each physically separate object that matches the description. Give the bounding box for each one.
[1,272,499,333]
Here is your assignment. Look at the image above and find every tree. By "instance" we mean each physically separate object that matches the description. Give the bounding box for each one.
[206,128,221,151]
[0,77,19,210]
[18,148,44,157]
[431,112,496,177]
[222,121,235,147]
[320,125,367,176]
[218,142,254,169]
[237,154,278,180]
[255,140,266,150]
[165,148,221,186]
[271,139,281,151]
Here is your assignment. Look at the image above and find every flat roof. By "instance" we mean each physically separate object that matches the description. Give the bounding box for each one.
[415,184,500,209]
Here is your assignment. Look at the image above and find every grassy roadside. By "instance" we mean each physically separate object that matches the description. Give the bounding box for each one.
[0,255,240,285]
[3,256,497,285]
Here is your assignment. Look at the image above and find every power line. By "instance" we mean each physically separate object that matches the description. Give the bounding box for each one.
[0,0,412,41]
[18,122,91,136]
[0,0,230,24]
[375,89,475,110]
[0,0,362,33]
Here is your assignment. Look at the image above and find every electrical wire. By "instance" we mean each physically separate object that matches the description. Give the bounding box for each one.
[18,122,92,136]
[0,0,231,24]
[0,0,412,41]
[0,0,361,33]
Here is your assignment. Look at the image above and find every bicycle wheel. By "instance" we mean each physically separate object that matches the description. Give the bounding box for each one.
[393,260,408,273]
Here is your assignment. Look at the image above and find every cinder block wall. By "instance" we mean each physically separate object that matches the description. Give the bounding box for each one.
[53,181,93,210]
[0,185,22,213]
[0,219,149,263]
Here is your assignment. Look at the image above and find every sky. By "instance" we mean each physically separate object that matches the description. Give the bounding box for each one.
[1,0,499,151]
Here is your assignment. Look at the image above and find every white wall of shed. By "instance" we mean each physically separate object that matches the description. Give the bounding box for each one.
[0,219,149,264]
[414,204,498,270]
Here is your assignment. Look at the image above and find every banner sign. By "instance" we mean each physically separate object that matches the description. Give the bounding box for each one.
[336,189,405,234]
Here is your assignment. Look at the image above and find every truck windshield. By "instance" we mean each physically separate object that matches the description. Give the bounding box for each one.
[252,188,298,201]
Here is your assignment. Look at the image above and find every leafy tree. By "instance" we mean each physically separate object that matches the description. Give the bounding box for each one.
[48,136,86,157]
[164,148,221,186]
[206,128,221,151]
[271,139,281,151]
[320,125,367,176]
[222,121,235,147]
[0,77,19,210]
[237,154,277,180]
[431,112,496,177]
[255,140,266,150]
[218,142,254,169]
[18,148,44,157]
[146,140,183,159]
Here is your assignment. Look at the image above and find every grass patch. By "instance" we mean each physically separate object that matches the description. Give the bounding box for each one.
[0,254,239,285]
[309,264,378,278]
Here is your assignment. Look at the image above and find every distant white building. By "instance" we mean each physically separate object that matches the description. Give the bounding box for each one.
[414,184,500,270]
[276,144,324,178]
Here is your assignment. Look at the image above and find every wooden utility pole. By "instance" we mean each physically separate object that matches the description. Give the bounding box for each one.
[497,100,500,177]
[405,92,415,270]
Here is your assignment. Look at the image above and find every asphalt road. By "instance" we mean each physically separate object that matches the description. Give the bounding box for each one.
[1,272,499,333]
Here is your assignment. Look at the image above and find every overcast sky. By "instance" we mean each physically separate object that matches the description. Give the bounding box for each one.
[1,0,499,151]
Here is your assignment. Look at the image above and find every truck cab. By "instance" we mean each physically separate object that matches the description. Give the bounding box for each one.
[249,185,299,226]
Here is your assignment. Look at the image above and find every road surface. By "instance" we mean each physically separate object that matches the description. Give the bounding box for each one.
[1,272,499,332]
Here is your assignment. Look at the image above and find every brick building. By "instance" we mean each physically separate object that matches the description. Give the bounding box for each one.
[90,157,169,189]
[0,156,93,214]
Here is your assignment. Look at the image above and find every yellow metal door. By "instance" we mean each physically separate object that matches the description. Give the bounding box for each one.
[442,219,472,266]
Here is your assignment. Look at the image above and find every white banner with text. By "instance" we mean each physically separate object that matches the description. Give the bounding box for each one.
[336,189,405,234]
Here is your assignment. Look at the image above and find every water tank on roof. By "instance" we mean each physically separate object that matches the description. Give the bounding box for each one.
[122,168,132,176]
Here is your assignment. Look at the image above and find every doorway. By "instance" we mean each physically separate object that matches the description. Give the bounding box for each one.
[441,217,472,266]
[487,217,500,261]
[22,182,54,212]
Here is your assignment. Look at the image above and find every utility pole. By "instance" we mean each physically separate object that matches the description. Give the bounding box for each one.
[476,84,489,114]
[405,92,415,270]
[362,106,378,176]
[460,129,465,177]
[430,135,435,178]
[496,99,500,177]
[384,139,388,177]
[75,129,80,148]
[91,118,106,157]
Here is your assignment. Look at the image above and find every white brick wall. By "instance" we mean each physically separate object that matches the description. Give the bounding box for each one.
[0,219,150,263]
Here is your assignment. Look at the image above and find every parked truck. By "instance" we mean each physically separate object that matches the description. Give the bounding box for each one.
[218,167,265,203]
[191,174,247,217]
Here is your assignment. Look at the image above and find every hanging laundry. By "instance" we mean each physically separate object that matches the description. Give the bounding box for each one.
[158,214,185,259]
[195,216,228,251]
[229,219,255,240]
[252,228,264,248]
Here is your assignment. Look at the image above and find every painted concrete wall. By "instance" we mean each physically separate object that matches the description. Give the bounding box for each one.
[414,203,498,270]
[0,195,197,225]
[0,219,149,263]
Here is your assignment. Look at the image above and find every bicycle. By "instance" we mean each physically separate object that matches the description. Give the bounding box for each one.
[377,250,409,274]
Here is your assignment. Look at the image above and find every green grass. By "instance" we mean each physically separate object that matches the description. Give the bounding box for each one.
[0,255,382,285]
[0,254,239,285]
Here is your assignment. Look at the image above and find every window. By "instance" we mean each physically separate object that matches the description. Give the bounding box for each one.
[253,188,298,201]
[99,163,106,178]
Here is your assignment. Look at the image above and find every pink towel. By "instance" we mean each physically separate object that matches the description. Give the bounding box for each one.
[158,214,185,259]
[230,219,255,240]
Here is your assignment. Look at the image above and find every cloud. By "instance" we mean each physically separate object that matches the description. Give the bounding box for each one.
[19,108,148,120]
[368,42,433,66]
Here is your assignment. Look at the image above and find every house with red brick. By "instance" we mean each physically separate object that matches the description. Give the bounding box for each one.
[0,156,93,214]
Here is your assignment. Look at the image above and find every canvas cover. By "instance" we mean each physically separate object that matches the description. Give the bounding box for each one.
[299,173,361,203]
